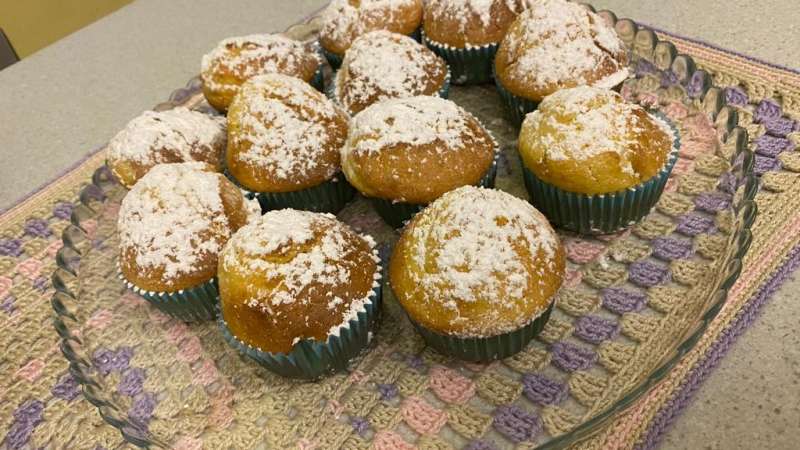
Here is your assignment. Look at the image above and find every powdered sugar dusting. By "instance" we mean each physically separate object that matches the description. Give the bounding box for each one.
[222,210,380,339]
[118,162,230,281]
[343,96,473,157]
[406,186,559,319]
[321,0,420,50]
[107,107,225,166]
[500,0,627,89]
[231,74,343,181]
[426,0,522,33]
[523,86,668,174]
[335,31,446,112]
[200,34,319,91]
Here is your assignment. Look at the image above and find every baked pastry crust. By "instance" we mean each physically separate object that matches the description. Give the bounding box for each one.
[390,186,565,337]
[341,96,495,204]
[519,86,674,195]
[335,30,448,114]
[423,0,529,48]
[118,162,249,293]
[218,210,379,354]
[107,107,226,188]
[319,0,423,56]
[495,0,629,102]
[226,74,349,193]
[201,34,320,112]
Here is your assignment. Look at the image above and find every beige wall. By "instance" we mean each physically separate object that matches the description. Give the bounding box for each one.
[0,0,133,57]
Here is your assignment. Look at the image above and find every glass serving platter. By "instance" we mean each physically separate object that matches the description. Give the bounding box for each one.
[52,6,757,449]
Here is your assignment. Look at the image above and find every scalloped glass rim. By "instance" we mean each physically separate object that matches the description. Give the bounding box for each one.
[50,7,759,450]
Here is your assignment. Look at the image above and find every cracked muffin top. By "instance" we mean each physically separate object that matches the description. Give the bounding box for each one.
[334,31,448,115]
[518,86,675,195]
[494,0,629,102]
[319,0,423,57]
[422,0,533,49]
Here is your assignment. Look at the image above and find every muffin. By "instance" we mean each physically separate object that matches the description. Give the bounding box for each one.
[422,0,530,85]
[226,73,355,213]
[201,33,322,112]
[333,30,450,115]
[217,209,382,379]
[519,86,679,234]
[107,107,226,188]
[340,95,497,227]
[319,0,424,69]
[390,185,565,361]
[494,0,629,125]
[117,162,252,321]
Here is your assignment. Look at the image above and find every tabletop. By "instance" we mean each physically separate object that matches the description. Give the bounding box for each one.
[0,1,797,449]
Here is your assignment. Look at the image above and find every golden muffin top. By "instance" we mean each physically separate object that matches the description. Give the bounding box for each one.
[106,107,226,188]
[118,162,251,292]
[226,73,349,193]
[218,209,380,354]
[390,186,565,337]
[200,34,320,107]
[422,0,532,48]
[495,0,629,101]
[519,86,676,195]
[340,96,496,204]
[334,30,448,115]
[320,0,423,55]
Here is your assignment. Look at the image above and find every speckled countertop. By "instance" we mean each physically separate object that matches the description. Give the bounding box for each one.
[0,1,797,448]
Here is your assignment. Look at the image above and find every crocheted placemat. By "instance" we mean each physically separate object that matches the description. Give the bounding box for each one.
[1,28,798,450]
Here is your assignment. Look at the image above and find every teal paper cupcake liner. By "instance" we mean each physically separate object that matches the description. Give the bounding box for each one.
[321,46,343,70]
[409,302,554,362]
[118,267,218,322]
[521,114,681,234]
[321,27,422,70]
[370,153,498,228]
[224,169,356,214]
[310,62,324,92]
[422,31,498,85]
[493,63,539,127]
[218,278,383,380]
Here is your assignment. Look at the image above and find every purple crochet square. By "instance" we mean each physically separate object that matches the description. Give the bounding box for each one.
[493,405,542,443]
[522,373,569,405]
[661,70,680,88]
[635,59,658,76]
[0,238,23,257]
[687,71,706,98]
[755,135,794,157]
[52,373,80,401]
[652,237,695,261]
[602,287,647,314]
[754,155,782,176]
[629,260,671,287]
[754,99,781,123]
[694,192,732,213]
[764,117,798,137]
[118,367,146,397]
[23,218,51,238]
[676,213,716,236]
[574,315,620,344]
[377,383,398,401]
[723,87,748,106]
[53,201,74,220]
[350,416,370,437]
[128,392,157,426]
[551,342,597,372]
